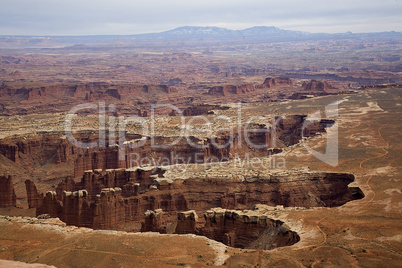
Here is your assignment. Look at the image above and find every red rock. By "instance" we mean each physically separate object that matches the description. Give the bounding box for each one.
[0,175,16,208]
[92,187,125,229]
[0,144,19,163]
[36,169,363,232]
[62,189,93,227]
[25,179,43,208]
[0,116,332,180]
[36,191,62,217]
[303,80,336,91]
[175,210,198,234]
[261,77,293,88]
[182,104,229,116]
[141,209,166,233]
[208,77,292,96]
[198,208,300,249]
[208,84,256,96]
[0,82,175,116]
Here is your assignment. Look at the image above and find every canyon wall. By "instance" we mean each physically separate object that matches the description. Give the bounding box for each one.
[0,133,78,166]
[208,84,257,96]
[0,82,175,116]
[73,115,330,177]
[303,80,336,91]
[261,77,293,88]
[174,208,300,249]
[180,104,229,116]
[208,77,293,96]
[25,179,43,209]
[0,115,331,179]
[0,83,174,102]
[33,169,364,231]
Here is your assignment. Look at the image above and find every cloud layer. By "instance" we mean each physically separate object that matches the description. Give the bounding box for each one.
[1,0,401,35]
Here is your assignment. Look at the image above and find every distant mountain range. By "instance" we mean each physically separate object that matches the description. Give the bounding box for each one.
[133,26,402,40]
[132,26,311,39]
[0,26,401,48]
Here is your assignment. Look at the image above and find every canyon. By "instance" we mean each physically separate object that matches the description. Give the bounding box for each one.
[24,167,362,249]
[0,27,401,267]
[0,76,359,118]
[30,169,363,226]
[0,111,350,250]
[0,114,332,181]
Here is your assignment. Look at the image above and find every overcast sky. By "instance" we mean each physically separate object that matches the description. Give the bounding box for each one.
[1,0,401,35]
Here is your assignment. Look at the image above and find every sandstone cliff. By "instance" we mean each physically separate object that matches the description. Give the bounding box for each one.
[35,169,363,232]
[0,82,175,116]
[208,84,257,96]
[303,80,336,91]
[208,77,293,96]
[261,77,293,88]
[0,83,174,102]
[0,115,333,182]
[25,179,43,209]
[174,208,300,249]
[181,104,229,116]
[140,209,167,233]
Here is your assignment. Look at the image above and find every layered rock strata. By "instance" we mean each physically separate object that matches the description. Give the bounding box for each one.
[0,82,175,116]
[34,169,364,231]
[0,115,332,179]
[303,80,336,91]
[208,77,293,96]
[174,208,300,249]
[25,179,43,208]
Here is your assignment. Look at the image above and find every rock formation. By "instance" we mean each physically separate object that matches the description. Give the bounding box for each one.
[175,210,198,234]
[0,133,77,165]
[0,83,174,102]
[261,77,293,88]
[92,187,126,229]
[25,180,43,208]
[181,104,229,116]
[0,82,175,116]
[175,208,300,249]
[0,115,333,180]
[208,77,292,96]
[0,144,19,163]
[34,169,363,231]
[141,209,168,233]
[303,80,336,91]
[37,191,62,217]
[208,84,256,96]
[0,175,16,208]
[360,83,402,90]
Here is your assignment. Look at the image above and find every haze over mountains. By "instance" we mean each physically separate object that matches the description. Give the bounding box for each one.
[133,26,400,39]
[0,26,401,49]
[134,26,309,38]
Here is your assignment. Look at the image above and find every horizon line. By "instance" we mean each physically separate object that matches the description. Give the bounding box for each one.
[0,25,401,38]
